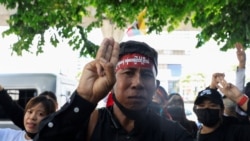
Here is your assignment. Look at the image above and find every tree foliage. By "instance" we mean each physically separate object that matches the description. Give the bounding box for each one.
[0,0,249,57]
[191,0,250,51]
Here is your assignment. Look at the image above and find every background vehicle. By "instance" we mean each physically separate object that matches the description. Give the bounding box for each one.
[0,73,78,129]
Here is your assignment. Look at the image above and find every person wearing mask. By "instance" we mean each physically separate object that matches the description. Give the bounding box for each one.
[207,73,241,125]
[34,37,194,141]
[194,73,250,141]
[0,85,58,130]
[0,95,56,141]
[167,93,198,138]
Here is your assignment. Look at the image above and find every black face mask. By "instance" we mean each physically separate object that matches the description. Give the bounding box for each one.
[195,108,221,127]
[167,106,185,121]
[112,93,148,120]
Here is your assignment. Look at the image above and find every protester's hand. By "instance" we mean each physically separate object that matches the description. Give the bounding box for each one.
[235,42,246,68]
[77,38,119,104]
[217,78,243,103]
[210,73,225,89]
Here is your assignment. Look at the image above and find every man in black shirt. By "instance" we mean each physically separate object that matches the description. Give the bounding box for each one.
[34,37,195,141]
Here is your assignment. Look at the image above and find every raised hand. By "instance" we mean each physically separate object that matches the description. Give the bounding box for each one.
[235,42,246,68]
[217,78,242,102]
[210,73,225,89]
[77,38,120,104]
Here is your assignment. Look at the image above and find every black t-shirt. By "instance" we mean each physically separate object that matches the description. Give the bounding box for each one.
[34,92,195,141]
[89,107,194,141]
[198,121,250,141]
[179,119,198,138]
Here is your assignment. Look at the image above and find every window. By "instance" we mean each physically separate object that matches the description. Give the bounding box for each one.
[167,64,182,77]
[0,89,37,120]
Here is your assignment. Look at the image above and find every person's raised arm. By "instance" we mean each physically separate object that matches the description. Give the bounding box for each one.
[0,85,25,129]
[209,73,225,89]
[217,78,249,112]
[235,42,246,92]
[236,42,246,69]
[34,37,119,141]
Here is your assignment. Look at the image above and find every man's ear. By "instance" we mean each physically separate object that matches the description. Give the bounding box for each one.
[156,80,160,88]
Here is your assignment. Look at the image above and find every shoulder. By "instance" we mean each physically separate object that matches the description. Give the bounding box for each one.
[0,128,25,140]
[0,128,20,134]
[188,120,198,126]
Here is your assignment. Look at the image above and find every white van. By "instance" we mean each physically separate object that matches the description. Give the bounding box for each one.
[0,73,78,129]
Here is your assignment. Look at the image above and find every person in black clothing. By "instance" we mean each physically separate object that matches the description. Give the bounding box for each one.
[167,93,198,138]
[34,37,194,141]
[194,73,250,141]
[0,85,58,130]
[150,85,172,120]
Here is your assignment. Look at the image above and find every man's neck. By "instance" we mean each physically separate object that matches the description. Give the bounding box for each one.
[113,105,135,132]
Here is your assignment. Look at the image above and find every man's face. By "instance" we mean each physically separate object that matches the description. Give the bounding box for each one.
[113,66,158,110]
[194,99,223,127]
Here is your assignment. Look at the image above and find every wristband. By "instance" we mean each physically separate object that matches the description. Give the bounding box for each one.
[237,94,249,106]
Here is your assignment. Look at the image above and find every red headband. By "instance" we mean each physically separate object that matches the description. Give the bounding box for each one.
[115,53,154,71]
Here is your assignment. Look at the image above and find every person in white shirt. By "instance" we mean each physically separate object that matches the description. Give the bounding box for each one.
[0,91,56,141]
[235,42,246,93]
[235,43,250,123]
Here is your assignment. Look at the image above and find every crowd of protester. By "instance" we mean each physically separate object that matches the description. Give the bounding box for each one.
[0,38,250,141]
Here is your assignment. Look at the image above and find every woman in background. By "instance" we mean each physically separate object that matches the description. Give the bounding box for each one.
[167,93,198,138]
[0,95,56,141]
